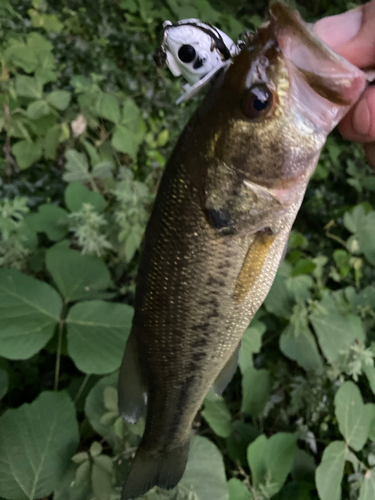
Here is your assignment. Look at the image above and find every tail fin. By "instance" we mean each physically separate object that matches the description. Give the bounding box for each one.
[121,441,190,500]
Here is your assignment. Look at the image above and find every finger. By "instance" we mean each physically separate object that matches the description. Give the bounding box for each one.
[313,0,375,68]
[337,86,375,142]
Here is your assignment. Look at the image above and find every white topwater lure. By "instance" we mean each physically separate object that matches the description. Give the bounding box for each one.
[154,19,239,103]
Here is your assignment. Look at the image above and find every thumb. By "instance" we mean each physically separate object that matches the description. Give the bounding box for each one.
[314,0,375,68]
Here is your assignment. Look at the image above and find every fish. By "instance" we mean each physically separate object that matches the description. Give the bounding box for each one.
[118,3,366,499]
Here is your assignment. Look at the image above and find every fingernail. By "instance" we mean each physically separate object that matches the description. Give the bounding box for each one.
[314,8,362,47]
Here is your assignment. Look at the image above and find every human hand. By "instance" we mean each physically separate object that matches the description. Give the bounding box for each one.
[314,1,375,168]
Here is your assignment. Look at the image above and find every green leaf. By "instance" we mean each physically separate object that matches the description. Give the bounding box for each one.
[247,433,297,498]
[44,125,62,160]
[202,396,233,438]
[227,478,253,500]
[5,44,38,73]
[334,381,374,451]
[359,469,375,499]
[0,391,79,500]
[179,435,228,500]
[63,149,91,183]
[92,161,113,179]
[344,206,375,264]
[46,90,71,111]
[35,68,57,86]
[280,323,322,372]
[264,267,294,318]
[241,365,271,416]
[315,441,346,500]
[15,75,43,98]
[0,368,9,400]
[290,258,316,277]
[64,182,106,213]
[0,269,62,359]
[112,125,143,159]
[66,301,133,374]
[226,421,259,467]
[238,320,266,374]
[85,372,119,446]
[121,99,140,125]
[25,204,69,241]
[310,295,364,363]
[97,93,121,123]
[12,140,42,169]
[46,246,112,302]
[27,99,51,119]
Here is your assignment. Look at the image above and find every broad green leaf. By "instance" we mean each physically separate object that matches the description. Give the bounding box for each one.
[290,258,316,277]
[5,45,38,73]
[226,421,259,467]
[227,478,253,500]
[92,161,113,179]
[202,396,233,438]
[15,75,43,98]
[122,99,140,125]
[53,463,90,500]
[26,99,50,120]
[0,368,9,400]
[0,269,62,359]
[30,12,63,32]
[291,449,316,483]
[64,182,106,213]
[25,204,69,241]
[46,90,71,111]
[12,140,42,169]
[44,125,61,160]
[344,206,375,264]
[310,295,364,363]
[280,323,322,372]
[97,94,120,123]
[46,246,112,302]
[334,381,374,451]
[66,300,133,374]
[63,149,91,183]
[112,125,143,159]
[91,459,113,500]
[363,364,375,396]
[264,267,294,318]
[179,436,228,500]
[359,469,375,500]
[241,365,271,416]
[315,441,346,500]
[0,391,79,500]
[35,68,57,86]
[247,433,297,498]
[238,320,266,374]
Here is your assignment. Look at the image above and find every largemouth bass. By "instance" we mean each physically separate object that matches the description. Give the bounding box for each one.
[118,4,366,499]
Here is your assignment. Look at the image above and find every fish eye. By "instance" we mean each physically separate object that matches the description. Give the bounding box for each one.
[178,44,196,64]
[243,85,274,119]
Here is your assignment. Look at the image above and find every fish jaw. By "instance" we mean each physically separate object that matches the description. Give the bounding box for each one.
[270,2,366,133]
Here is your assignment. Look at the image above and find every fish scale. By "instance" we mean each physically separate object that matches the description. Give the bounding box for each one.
[118,4,367,499]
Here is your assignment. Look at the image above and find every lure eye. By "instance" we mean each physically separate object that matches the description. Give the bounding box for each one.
[243,85,274,119]
[178,44,196,63]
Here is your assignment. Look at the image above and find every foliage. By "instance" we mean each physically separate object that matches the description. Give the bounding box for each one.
[0,0,374,499]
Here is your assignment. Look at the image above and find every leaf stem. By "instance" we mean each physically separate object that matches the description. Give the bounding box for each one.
[54,303,68,391]
[74,374,90,403]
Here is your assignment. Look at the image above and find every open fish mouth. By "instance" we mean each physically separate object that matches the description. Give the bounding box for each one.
[268,2,366,131]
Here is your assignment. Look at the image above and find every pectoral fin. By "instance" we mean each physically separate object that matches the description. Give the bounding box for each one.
[234,229,276,303]
[212,344,240,395]
[118,331,147,424]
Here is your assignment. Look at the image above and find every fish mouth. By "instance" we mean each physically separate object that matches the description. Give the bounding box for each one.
[268,2,366,131]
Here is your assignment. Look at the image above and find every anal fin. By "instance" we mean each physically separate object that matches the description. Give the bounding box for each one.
[118,330,147,424]
[212,344,240,395]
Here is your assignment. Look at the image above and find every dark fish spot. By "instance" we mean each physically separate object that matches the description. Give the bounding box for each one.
[207,275,226,288]
[207,208,235,234]
[192,337,209,349]
[191,322,210,332]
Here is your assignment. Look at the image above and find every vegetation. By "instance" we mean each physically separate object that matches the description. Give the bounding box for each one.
[0,0,374,499]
